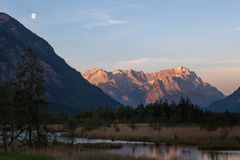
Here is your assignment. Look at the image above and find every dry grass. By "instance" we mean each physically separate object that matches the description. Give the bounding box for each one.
[77,124,240,141]
[20,145,150,160]
[48,124,240,149]
[0,152,54,160]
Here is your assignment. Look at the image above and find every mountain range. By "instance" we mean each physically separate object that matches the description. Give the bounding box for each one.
[1,12,239,113]
[83,67,225,107]
[0,12,121,113]
[209,87,240,112]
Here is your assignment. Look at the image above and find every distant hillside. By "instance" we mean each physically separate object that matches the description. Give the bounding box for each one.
[83,67,224,107]
[208,87,240,112]
[0,12,121,114]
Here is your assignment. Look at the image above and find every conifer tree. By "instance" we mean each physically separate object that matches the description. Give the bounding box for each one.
[15,46,47,147]
[0,82,12,151]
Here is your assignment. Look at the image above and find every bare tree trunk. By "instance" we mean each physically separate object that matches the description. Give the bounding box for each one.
[2,127,7,152]
[11,122,14,151]
[29,127,32,147]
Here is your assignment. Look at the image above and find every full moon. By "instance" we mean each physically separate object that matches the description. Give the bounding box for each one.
[31,12,37,20]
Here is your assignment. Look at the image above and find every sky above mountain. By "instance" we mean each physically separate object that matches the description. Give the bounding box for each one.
[1,0,240,95]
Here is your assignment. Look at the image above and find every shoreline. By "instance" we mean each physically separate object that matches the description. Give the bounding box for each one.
[50,124,240,150]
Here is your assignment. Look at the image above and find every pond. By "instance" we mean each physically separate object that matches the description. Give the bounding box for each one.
[58,136,240,160]
[2,132,240,160]
[107,144,240,160]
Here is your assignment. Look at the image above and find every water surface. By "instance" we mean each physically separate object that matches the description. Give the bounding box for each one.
[2,132,240,160]
[107,145,240,160]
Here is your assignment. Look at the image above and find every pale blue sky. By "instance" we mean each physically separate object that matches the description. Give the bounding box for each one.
[1,0,240,94]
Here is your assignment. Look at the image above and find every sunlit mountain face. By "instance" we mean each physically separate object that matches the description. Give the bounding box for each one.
[83,66,224,107]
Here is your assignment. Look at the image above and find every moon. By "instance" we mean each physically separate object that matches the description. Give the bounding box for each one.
[31,12,37,20]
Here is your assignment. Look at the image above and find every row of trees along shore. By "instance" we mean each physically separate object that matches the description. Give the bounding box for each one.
[58,98,240,145]
[75,99,240,133]
[0,47,48,151]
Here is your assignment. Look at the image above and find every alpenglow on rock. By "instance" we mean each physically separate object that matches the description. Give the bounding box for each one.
[0,12,121,113]
[83,67,225,107]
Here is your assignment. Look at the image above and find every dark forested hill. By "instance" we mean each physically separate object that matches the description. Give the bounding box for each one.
[0,12,121,114]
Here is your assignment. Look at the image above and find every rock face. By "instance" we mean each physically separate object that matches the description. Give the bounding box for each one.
[0,12,121,113]
[208,87,240,112]
[83,67,224,107]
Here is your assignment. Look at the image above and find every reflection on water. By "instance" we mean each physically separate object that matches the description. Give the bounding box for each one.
[1,132,240,160]
[107,145,240,160]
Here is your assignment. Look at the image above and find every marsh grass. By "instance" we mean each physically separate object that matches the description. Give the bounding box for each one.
[45,124,240,150]
[0,152,54,160]
[20,145,150,160]
[69,124,240,150]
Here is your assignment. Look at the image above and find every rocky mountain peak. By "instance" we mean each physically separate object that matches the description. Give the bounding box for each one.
[84,67,224,107]
[173,66,191,75]
[0,12,11,23]
[82,68,111,84]
[112,69,124,75]
[87,68,106,74]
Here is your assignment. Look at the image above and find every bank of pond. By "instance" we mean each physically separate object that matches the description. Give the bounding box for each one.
[1,125,240,160]
[1,142,240,160]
